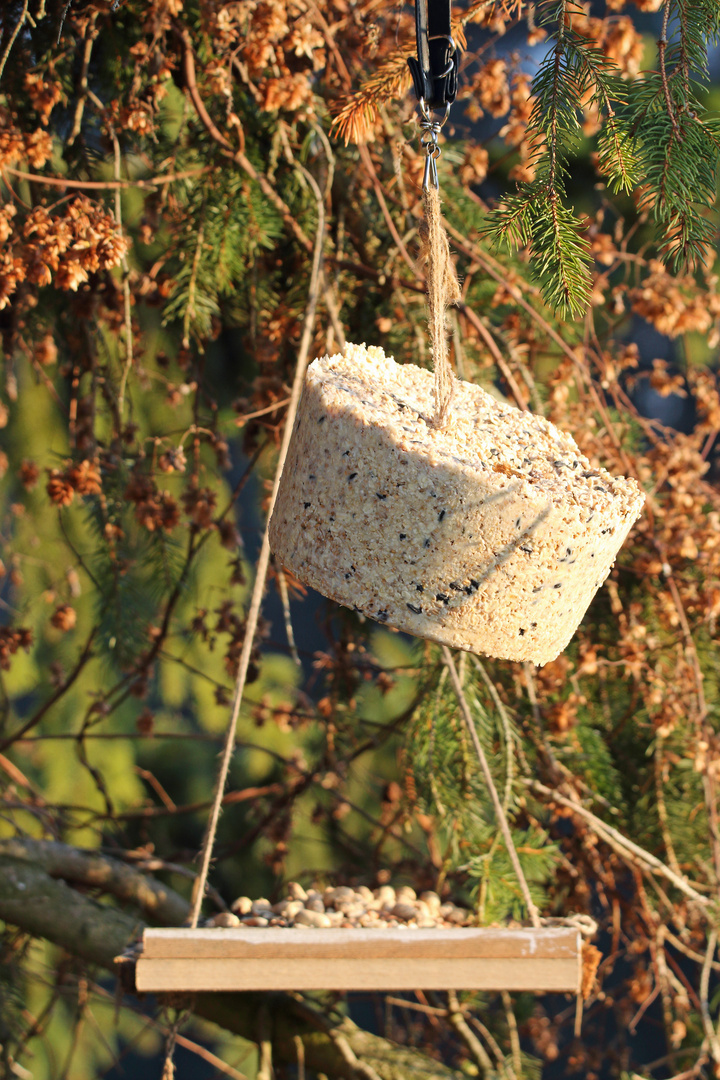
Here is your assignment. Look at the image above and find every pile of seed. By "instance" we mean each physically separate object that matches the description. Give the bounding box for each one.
[207,884,471,929]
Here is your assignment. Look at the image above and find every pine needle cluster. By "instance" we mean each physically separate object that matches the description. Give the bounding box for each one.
[484,0,720,314]
[406,662,556,923]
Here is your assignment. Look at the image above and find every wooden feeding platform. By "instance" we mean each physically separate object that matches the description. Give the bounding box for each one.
[134,925,581,993]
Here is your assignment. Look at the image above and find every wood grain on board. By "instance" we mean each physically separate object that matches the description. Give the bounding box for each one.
[135,926,581,992]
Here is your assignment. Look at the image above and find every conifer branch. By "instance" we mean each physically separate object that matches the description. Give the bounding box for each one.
[180,31,312,254]
[546,3,568,247]
[443,647,542,928]
[482,1,596,315]
[529,782,711,906]
[332,52,412,146]
[633,0,720,271]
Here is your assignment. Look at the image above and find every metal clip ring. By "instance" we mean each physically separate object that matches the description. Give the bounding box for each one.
[427,32,457,57]
[419,98,451,128]
[425,33,457,84]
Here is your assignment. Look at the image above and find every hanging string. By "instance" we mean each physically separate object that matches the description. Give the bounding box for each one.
[160,1006,189,1080]
[418,100,461,428]
[187,164,326,930]
[442,645,542,928]
[421,183,461,427]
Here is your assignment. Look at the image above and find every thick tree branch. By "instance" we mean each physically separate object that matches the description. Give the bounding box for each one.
[0,837,189,925]
[0,853,462,1080]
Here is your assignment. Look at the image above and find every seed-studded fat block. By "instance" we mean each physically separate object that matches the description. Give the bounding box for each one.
[269,344,645,665]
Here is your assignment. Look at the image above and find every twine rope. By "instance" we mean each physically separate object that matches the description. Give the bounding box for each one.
[421,184,461,428]
[187,167,326,930]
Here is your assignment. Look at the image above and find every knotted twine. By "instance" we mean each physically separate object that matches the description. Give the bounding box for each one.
[420,183,461,428]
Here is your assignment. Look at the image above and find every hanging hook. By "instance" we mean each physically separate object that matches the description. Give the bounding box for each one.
[419,98,450,190]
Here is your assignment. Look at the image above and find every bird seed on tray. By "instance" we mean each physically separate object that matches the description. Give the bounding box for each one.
[206,884,470,929]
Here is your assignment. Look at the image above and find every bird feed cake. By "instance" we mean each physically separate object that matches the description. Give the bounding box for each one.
[269,344,645,665]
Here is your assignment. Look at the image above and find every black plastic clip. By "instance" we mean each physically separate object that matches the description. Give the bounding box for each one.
[407,0,458,109]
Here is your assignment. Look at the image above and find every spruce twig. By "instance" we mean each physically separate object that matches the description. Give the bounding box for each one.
[659,1,681,142]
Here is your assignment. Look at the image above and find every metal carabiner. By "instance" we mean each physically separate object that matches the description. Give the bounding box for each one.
[419,97,451,129]
[419,99,450,190]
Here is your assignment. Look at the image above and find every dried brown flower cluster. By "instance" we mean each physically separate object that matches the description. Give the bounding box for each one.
[0,122,53,169]
[0,626,33,671]
[630,262,720,340]
[203,0,326,116]
[0,196,128,309]
[24,71,63,124]
[572,7,645,81]
[46,460,102,506]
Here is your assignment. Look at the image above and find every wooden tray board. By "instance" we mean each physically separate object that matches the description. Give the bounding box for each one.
[135,926,581,992]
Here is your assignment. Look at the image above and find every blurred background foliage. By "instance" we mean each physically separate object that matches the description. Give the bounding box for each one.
[1,0,720,1078]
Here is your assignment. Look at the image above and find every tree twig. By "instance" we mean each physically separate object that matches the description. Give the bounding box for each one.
[700,930,720,1065]
[257,1003,274,1080]
[277,567,301,667]
[3,166,207,189]
[456,302,528,411]
[110,126,134,422]
[66,11,98,145]
[446,990,494,1075]
[0,628,96,754]
[328,1028,384,1080]
[501,991,522,1079]
[528,780,710,906]
[0,0,29,83]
